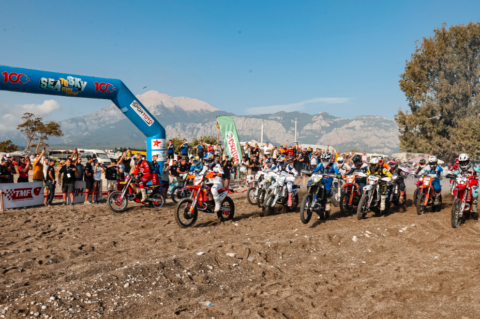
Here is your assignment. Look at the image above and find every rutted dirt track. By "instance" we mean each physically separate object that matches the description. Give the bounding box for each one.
[1,191,480,318]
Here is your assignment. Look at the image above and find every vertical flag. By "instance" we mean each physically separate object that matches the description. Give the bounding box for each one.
[216,116,243,161]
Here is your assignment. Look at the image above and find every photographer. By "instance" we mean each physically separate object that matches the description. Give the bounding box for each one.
[84,156,95,205]
[17,155,32,183]
[106,159,118,195]
[58,157,77,205]
[92,159,104,204]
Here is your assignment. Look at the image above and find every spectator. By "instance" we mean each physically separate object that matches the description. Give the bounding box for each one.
[214,143,221,158]
[177,158,189,178]
[151,154,161,185]
[206,143,214,154]
[272,146,278,161]
[123,150,132,175]
[106,159,118,195]
[169,160,179,186]
[196,141,204,159]
[84,156,95,204]
[362,151,369,163]
[181,139,189,159]
[16,156,32,183]
[58,157,77,205]
[161,163,170,197]
[244,142,251,159]
[75,157,85,181]
[45,158,56,206]
[310,152,318,170]
[92,160,104,204]
[264,142,272,157]
[0,158,9,183]
[252,144,260,158]
[5,154,16,183]
[167,140,175,160]
[221,155,233,188]
[117,161,125,180]
[240,156,249,184]
[250,156,260,175]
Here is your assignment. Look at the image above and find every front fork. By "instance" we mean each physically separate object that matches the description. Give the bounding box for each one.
[189,188,201,213]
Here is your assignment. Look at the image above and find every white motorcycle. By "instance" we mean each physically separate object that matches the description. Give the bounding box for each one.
[357,173,392,220]
[262,173,299,216]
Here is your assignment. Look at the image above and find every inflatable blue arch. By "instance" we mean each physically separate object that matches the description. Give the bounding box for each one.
[0,65,166,168]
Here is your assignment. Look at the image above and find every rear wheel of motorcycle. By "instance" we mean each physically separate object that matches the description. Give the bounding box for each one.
[217,197,235,222]
[257,189,266,208]
[299,194,313,224]
[175,199,198,228]
[416,193,426,215]
[357,194,368,220]
[451,198,462,228]
[247,187,258,205]
[108,191,128,213]
[262,194,275,217]
[340,191,351,215]
[287,194,299,212]
[413,190,418,206]
[150,193,165,208]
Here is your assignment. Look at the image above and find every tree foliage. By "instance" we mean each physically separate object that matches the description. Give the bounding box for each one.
[0,140,19,152]
[16,113,63,153]
[190,135,218,153]
[395,22,480,161]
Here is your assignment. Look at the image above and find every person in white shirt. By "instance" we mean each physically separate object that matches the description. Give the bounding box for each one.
[92,160,104,203]
[362,151,369,163]
[263,142,272,157]
[244,143,251,159]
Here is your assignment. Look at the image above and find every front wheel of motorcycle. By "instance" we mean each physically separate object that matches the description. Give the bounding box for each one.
[299,193,313,224]
[175,199,198,228]
[357,194,368,220]
[108,191,128,213]
[451,198,463,228]
[416,193,426,215]
[339,190,351,215]
[150,192,165,208]
[217,197,235,222]
[261,194,275,217]
[246,187,258,205]
[257,189,266,208]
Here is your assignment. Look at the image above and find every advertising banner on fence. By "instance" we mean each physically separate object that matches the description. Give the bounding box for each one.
[217,116,243,162]
[66,181,90,204]
[0,182,44,209]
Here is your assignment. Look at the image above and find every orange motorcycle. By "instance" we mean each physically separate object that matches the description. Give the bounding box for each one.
[415,173,442,215]
[339,173,363,215]
[175,172,235,228]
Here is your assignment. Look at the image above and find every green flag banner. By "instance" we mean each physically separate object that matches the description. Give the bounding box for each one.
[217,116,243,161]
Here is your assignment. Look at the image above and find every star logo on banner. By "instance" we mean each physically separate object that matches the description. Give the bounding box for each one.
[153,140,161,147]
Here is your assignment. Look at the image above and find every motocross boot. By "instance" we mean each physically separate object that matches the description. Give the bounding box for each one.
[288,193,293,207]
[140,188,147,202]
[434,192,441,205]
[399,191,405,204]
[380,195,387,211]
[473,196,478,213]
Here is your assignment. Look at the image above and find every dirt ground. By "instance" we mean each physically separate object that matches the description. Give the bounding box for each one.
[1,188,480,319]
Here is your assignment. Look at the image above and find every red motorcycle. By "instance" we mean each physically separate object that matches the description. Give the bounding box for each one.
[339,173,363,215]
[446,173,479,228]
[175,172,235,228]
[415,173,442,215]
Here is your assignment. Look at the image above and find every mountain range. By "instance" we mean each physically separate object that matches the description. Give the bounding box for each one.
[3,90,400,153]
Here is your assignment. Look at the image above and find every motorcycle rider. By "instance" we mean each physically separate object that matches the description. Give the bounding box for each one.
[199,153,224,214]
[336,156,351,175]
[189,156,203,175]
[388,158,407,204]
[273,155,298,206]
[345,154,368,193]
[421,156,443,205]
[366,157,393,213]
[313,152,341,217]
[132,153,153,202]
[451,153,480,213]
[415,158,427,175]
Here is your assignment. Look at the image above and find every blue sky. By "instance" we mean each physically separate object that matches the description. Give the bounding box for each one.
[1,0,479,127]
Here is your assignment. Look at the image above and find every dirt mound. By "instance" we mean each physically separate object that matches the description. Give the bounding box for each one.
[1,193,480,318]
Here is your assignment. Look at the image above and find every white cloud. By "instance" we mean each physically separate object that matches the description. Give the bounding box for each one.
[0,100,62,132]
[246,97,351,114]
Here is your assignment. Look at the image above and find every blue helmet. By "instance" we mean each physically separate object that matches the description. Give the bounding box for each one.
[321,152,331,164]
[203,153,214,163]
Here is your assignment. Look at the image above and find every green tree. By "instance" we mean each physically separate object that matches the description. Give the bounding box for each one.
[17,113,43,151]
[395,22,480,161]
[0,140,19,152]
[33,121,64,153]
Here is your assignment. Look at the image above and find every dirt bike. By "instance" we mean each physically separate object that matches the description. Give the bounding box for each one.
[357,174,391,220]
[171,174,194,203]
[108,175,165,213]
[175,172,235,228]
[339,173,363,215]
[446,173,479,228]
[257,171,277,208]
[388,174,407,210]
[415,173,442,215]
[246,171,265,205]
[299,170,336,224]
[262,173,299,216]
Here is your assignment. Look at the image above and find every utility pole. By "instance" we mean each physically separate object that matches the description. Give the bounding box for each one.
[261,120,264,144]
[294,118,297,142]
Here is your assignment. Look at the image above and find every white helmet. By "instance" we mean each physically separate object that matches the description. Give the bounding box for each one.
[337,156,345,168]
[458,153,470,170]
[428,156,438,167]
[369,157,379,169]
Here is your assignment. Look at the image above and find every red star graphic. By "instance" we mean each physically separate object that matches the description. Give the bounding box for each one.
[153,140,161,147]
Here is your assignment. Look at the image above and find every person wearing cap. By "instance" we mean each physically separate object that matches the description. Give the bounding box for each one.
[5,154,16,183]
[0,158,10,183]
[45,158,56,206]
[58,157,77,205]
[32,149,46,182]
[106,159,118,194]
[16,155,32,183]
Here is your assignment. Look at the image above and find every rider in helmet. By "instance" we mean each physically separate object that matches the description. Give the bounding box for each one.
[366,157,393,213]
[189,156,203,175]
[199,153,224,214]
[263,157,275,171]
[345,154,368,193]
[312,151,341,218]
[388,158,408,204]
[451,153,480,213]
[336,156,351,175]
[421,156,443,205]
[132,153,153,202]
[415,158,427,175]
[273,155,298,207]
